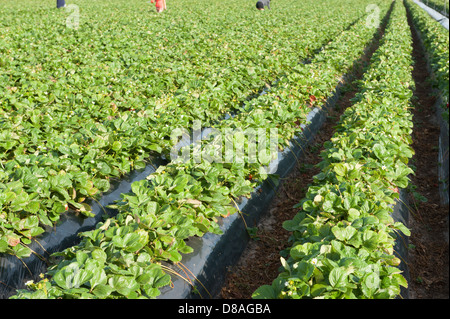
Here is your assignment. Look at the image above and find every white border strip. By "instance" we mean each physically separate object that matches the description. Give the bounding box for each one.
[413,0,449,29]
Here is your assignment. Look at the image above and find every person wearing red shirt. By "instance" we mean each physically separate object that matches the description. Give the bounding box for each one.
[151,0,166,12]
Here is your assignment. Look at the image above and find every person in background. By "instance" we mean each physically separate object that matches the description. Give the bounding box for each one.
[151,0,167,12]
[57,0,66,8]
[256,0,271,10]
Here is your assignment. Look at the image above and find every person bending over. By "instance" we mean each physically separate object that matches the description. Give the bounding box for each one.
[256,0,271,10]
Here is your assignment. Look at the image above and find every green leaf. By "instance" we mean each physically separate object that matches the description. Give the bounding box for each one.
[347,208,360,221]
[333,163,347,177]
[294,261,315,282]
[362,230,379,250]
[311,284,328,297]
[168,250,182,263]
[302,200,315,212]
[280,256,291,274]
[172,175,189,193]
[393,222,411,236]
[134,161,146,170]
[112,141,122,151]
[322,200,334,212]
[92,284,114,298]
[97,162,112,175]
[146,201,158,214]
[361,272,380,298]
[0,239,8,253]
[290,243,312,260]
[10,191,30,211]
[54,263,93,290]
[12,244,32,258]
[373,143,388,159]
[392,273,408,288]
[143,286,161,298]
[328,267,348,289]
[89,268,107,290]
[76,251,89,266]
[147,265,171,288]
[282,213,304,231]
[91,249,107,264]
[332,225,357,242]
[109,275,139,297]
[252,285,276,299]
[25,201,40,214]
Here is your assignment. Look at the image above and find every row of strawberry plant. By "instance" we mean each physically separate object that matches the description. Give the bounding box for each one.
[9,0,392,299]
[208,0,393,167]
[405,0,449,123]
[0,0,372,259]
[0,0,365,132]
[252,0,414,299]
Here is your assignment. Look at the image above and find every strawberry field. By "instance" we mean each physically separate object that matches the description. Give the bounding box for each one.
[0,0,448,300]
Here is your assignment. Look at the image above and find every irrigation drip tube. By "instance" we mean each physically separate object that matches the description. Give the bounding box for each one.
[413,0,450,29]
